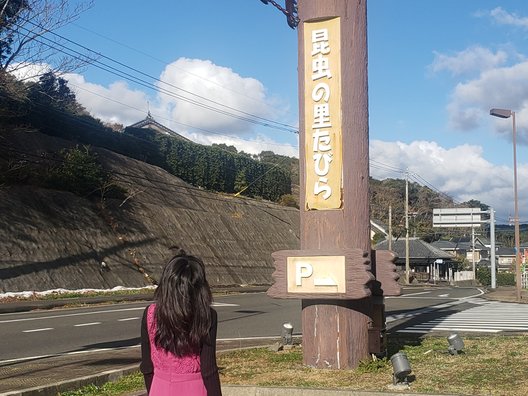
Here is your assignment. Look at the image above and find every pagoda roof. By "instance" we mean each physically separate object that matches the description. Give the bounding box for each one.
[128,112,191,142]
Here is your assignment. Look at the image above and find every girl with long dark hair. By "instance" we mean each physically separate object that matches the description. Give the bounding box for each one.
[140,250,222,395]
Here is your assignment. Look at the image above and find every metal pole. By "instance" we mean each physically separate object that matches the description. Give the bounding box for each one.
[471,226,476,282]
[405,170,410,284]
[388,205,392,251]
[490,208,496,289]
[512,111,522,301]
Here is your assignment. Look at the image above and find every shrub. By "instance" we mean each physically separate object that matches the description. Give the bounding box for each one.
[497,272,516,286]
[45,146,125,199]
[476,267,491,286]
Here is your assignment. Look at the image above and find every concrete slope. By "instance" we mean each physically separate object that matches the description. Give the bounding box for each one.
[0,129,300,292]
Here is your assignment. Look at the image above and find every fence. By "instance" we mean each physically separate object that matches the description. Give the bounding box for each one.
[523,271,528,289]
[454,271,474,282]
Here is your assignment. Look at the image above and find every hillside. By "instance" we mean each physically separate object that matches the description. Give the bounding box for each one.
[0,128,300,292]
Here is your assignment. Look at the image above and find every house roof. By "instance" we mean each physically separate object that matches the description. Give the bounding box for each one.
[371,219,388,236]
[128,112,191,141]
[430,240,458,249]
[375,238,454,260]
[497,247,516,256]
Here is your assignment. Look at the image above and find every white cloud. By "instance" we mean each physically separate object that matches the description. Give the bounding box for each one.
[446,60,528,134]
[156,58,282,135]
[189,132,298,158]
[66,73,149,125]
[429,46,508,76]
[8,62,51,82]
[370,140,524,222]
[63,59,297,156]
[489,7,528,29]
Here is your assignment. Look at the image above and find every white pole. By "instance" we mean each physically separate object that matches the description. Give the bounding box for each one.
[490,208,496,289]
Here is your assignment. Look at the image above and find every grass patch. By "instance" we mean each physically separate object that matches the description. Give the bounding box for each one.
[59,373,144,396]
[63,335,528,396]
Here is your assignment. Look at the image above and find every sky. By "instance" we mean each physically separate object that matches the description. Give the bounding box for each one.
[19,0,528,224]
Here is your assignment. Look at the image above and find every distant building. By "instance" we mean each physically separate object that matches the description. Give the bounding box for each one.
[127,112,191,142]
[376,237,455,283]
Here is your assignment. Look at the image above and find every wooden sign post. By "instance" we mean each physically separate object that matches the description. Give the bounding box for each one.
[267,0,401,369]
[267,0,400,369]
[299,0,370,369]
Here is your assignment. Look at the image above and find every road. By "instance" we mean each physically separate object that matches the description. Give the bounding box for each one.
[2,286,526,365]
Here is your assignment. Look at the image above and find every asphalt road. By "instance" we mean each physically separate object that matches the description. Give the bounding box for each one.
[0,286,486,364]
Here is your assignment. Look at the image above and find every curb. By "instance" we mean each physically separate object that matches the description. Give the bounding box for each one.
[221,387,460,396]
[0,365,139,396]
[0,364,459,396]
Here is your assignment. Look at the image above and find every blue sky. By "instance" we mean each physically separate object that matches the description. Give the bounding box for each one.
[23,0,528,224]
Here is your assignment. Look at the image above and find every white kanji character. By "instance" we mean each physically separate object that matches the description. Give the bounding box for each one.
[312,103,331,129]
[312,54,332,81]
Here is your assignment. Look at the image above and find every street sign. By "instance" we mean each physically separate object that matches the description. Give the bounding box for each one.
[433,208,483,228]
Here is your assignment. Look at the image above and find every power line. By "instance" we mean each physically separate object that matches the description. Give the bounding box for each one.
[2,144,296,216]
[67,81,299,151]
[70,22,286,111]
[15,18,299,134]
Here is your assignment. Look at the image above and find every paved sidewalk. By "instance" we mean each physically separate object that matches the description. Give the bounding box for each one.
[0,286,522,396]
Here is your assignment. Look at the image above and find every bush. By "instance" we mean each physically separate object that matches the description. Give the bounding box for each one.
[45,146,125,199]
[476,267,516,287]
[497,272,516,286]
[476,267,491,286]
[278,194,299,208]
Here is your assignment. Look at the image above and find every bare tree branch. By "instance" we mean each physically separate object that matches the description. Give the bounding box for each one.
[1,0,94,78]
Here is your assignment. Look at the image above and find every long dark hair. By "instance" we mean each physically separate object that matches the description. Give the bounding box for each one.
[154,249,212,356]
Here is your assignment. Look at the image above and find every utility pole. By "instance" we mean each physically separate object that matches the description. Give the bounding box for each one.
[490,208,496,289]
[388,205,392,251]
[471,226,476,282]
[405,170,410,284]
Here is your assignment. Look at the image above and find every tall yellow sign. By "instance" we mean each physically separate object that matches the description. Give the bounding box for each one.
[304,17,343,210]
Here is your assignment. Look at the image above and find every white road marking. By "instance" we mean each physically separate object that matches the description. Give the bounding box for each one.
[0,345,140,365]
[396,298,528,334]
[0,307,146,324]
[74,322,101,327]
[212,302,240,307]
[118,317,140,322]
[22,328,54,333]
[438,294,449,297]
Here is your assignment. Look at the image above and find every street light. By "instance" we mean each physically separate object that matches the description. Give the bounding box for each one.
[490,108,522,301]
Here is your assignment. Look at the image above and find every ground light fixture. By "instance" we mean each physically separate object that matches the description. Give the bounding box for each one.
[390,352,412,385]
[281,322,293,345]
[447,333,464,355]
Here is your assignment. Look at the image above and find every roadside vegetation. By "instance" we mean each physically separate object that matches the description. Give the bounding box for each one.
[60,334,528,396]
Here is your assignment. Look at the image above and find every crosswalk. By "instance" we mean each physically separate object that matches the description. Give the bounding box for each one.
[396,299,528,334]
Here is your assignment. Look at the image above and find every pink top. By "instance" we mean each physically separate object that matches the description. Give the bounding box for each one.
[146,304,201,374]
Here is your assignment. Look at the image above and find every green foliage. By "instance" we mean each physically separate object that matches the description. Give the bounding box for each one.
[0,0,30,65]
[278,194,299,208]
[127,131,292,202]
[45,146,124,199]
[477,267,516,286]
[497,272,516,286]
[357,357,389,373]
[28,71,85,114]
[476,267,491,286]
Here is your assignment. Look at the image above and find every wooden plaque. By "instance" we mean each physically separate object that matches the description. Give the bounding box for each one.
[267,248,374,299]
[370,249,401,296]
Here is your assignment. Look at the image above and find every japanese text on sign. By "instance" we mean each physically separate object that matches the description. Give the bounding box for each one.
[304,18,343,210]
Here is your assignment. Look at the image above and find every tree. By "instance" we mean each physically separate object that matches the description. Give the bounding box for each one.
[0,0,94,78]
[28,70,84,113]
